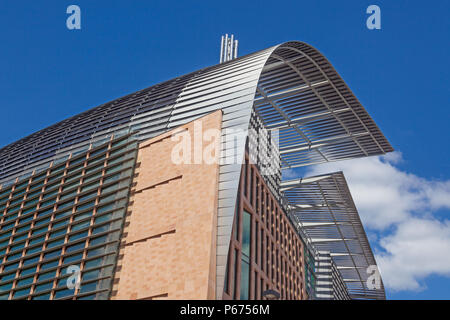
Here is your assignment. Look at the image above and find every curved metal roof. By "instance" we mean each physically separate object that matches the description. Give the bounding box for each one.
[281,172,386,299]
[0,41,392,184]
[0,41,393,299]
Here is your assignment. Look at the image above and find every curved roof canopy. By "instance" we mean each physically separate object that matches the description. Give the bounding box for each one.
[281,172,386,300]
[0,41,392,185]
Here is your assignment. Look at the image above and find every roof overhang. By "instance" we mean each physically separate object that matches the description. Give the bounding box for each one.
[254,42,394,169]
[281,171,386,300]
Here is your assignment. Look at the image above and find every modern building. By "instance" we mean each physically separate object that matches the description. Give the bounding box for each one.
[0,40,393,300]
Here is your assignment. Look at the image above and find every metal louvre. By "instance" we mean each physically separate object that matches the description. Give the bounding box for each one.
[255,42,393,169]
[280,172,386,299]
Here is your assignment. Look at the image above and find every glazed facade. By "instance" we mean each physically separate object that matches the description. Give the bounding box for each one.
[223,154,309,300]
[0,135,137,299]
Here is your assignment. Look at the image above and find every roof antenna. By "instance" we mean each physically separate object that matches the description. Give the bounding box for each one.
[220,34,238,63]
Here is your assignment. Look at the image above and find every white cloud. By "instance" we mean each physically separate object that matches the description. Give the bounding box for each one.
[305,152,450,230]
[282,168,299,180]
[304,152,450,292]
[377,218,450,291]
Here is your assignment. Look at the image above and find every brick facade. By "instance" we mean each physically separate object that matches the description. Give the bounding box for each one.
[111,111,222,300]
[222,154,307,300]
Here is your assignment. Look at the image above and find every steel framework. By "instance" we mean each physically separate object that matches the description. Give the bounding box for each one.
[281,172,386,299]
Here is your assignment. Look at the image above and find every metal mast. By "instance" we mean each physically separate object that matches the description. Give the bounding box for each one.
[220,34,238,63]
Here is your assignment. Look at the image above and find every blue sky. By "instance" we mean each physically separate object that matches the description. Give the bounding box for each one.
[0,1,449,299]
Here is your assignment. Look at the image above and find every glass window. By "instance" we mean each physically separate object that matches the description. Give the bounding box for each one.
[40,199,55,208]
[13,287,31,298]
[36,208,54,218]
[79,280,99,294]
[1,222,15,232]
[9,242,25,252]
[19,215,33,224]
[0,239,9,248]
[89,146,108,157]
[46,239,65,249]
[0,187,12,198]
[96,204,113,214]
[29,180,44,191]
[15,224,31,234]
[242,211,251,258]
[240,260,250,300]
[84,259,100,270]
[9,197,24,206]
[22,256,40,267]
[4,214,18,222]
[78,192,97,203]
[15,181,28,190]
[31,293,51,300]
[13,234,28,243]
[85,164,104,175]
[69,156,86,166]
[56,276,70,288]
[240,210,251,300]
[80,182,100,193]
[59,190,77,201]
[89,235,108,246]
[82,269,101,282]
[63,253,83,264]
[35,217,52,227]
[3,262,20,272]
[37,270,56,282]
[94,213,112,224]
[29,235,46,245]
[52,218,70,229]
[83,172,102,184]
[92,223,112,235]
[34,281,53,293]
[68,231,88,242]
[26,245,43,255]
[86,246,106,258]
[103,173,120,184]
[71,220,90,232]
[77,293,96,300]
[57,200,74,210]
[42,189,58,200]
[54,288,75,299]
[0,282,13,292]
[54,209,72,220]
[21,266,37,276]
[40,260,59,271]
[62,181,79,192]
[44,249,61,260]
[0,272,16,283]
[7,205,20,214]
[0,230,13,240]
[66,242,85,253]
[26,189,41,199]
[76,201,95,212]
[49,228,67,239]
[16,276,34,288]
[6,252,22,261]
[73,211,93,222]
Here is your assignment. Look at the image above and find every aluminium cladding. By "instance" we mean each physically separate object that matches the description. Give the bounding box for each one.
[0,41,393,299]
